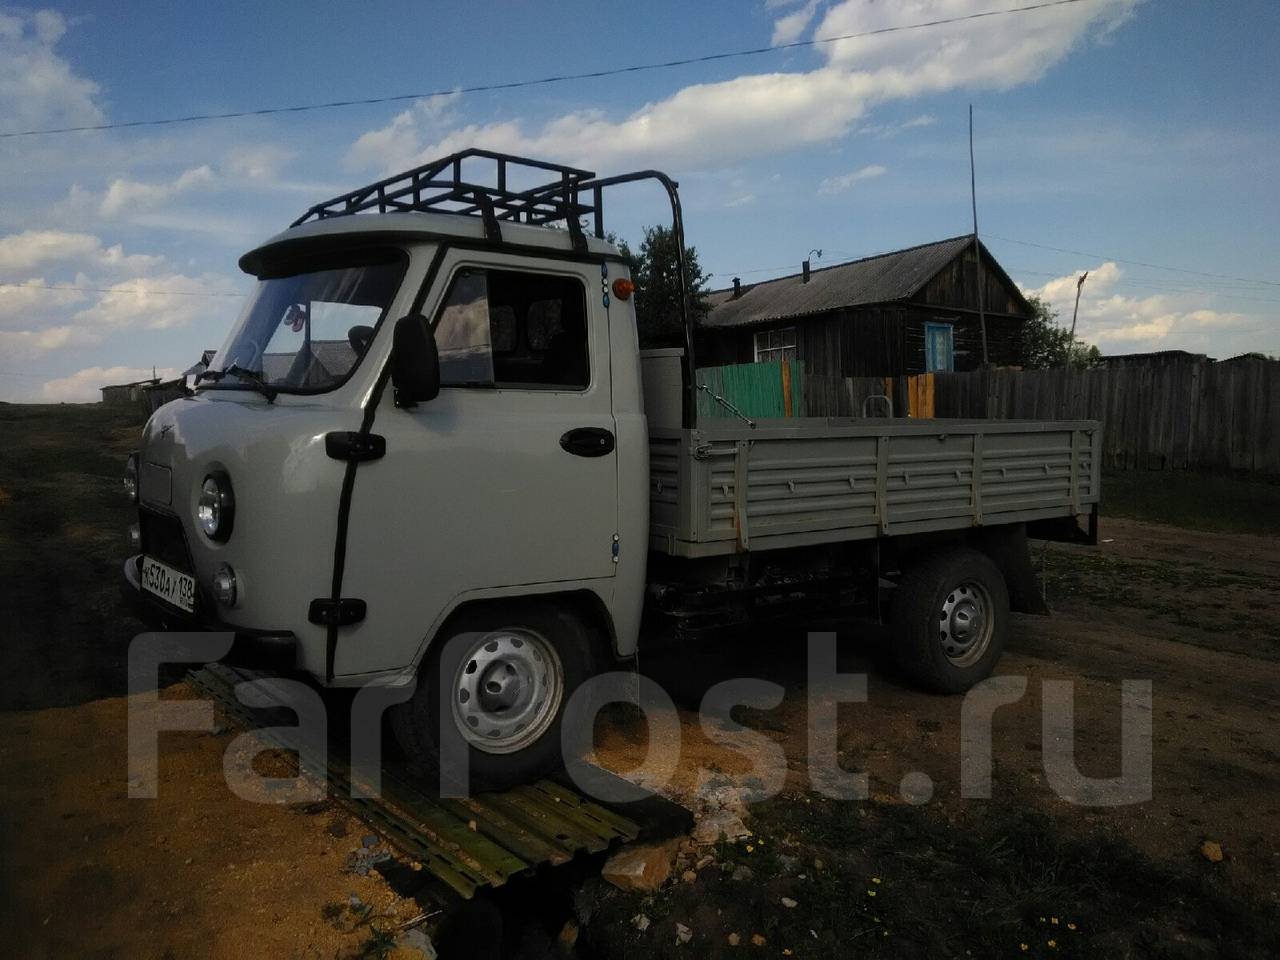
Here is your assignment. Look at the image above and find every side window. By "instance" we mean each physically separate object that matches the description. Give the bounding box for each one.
[434,267,589,389]
[434,270,494,385]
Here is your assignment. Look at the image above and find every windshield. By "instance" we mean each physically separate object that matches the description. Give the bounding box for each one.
[205,253,406,393]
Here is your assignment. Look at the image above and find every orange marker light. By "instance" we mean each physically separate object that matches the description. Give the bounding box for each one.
[612,278,635,301]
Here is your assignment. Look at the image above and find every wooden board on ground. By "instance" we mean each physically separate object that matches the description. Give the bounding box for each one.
[188,663,692,900]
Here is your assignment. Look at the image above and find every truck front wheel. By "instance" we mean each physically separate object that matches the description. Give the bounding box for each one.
[390,601,599,792]
[890,548,1009,693]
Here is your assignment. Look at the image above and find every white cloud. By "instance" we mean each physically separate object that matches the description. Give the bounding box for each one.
[818,163,886,194]
[860,113,937,137]
[0,324,100,358]
[0,9,102,134]
[0,278,86,329]
[0,230,99,272]
[223,145,296,182]
[72,273,239,331]
[1022,262,1256,356]
[726,193,757,208]
[40,365,181,403]
[351,0,1140,173]
[99,166,216,217]
[346,92,462,172]
[0,230,164,275]
[772,0,820,45]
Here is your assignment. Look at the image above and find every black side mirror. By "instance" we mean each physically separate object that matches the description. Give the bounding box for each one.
[391,314,440,407]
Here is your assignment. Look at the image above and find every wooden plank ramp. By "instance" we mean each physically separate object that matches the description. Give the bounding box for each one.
[188,664,690,900]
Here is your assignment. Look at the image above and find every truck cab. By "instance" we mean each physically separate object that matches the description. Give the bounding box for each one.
[124,151,663,786]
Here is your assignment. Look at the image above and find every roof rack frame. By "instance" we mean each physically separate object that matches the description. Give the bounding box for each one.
[291,149,698,427]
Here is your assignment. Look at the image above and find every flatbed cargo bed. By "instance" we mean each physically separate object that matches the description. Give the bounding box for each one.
[649,417,1100,558]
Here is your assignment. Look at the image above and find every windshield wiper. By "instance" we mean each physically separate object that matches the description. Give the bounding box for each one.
[201,363,278,402]
[226,364,278,402]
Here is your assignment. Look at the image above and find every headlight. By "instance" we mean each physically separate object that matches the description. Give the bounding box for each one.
[124,452,139,503]
[196,471,235,541]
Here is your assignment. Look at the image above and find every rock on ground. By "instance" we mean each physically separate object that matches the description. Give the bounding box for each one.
[602,841,677,892]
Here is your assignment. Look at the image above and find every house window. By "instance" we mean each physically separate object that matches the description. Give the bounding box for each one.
[924,321,955,373]
[754,326,797,363]
[433,268,589,389]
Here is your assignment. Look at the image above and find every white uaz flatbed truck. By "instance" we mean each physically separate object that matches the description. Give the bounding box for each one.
[122,150,1100,787]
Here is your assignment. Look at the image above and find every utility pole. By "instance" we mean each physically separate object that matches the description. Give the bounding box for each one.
[969,104,989,366]
[1069,271,1089,341]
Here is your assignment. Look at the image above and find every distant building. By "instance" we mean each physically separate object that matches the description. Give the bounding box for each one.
[1101,350,1212,366]
[100,378,159,405]
[699,235,1032,377]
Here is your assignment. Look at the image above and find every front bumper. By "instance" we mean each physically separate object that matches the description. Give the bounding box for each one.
[122,554,299,672]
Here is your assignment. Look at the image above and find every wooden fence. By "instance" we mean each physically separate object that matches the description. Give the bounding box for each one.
[930,359,1280,475]
[697,357,1280,476]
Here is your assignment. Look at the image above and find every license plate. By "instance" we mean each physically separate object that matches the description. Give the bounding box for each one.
[140,556,196,613]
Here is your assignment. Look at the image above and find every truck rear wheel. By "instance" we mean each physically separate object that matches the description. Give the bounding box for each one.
[890,547,1009,694]
[390,601,599,792]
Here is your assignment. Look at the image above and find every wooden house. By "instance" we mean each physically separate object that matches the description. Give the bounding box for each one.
[700,235,1032,376]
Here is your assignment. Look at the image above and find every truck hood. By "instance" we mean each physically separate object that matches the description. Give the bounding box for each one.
[138,392,360,676]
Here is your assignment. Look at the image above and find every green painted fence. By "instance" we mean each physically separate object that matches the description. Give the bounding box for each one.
[696,360,805,419]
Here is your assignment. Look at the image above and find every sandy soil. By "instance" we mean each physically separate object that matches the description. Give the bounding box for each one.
[0,685,424,960]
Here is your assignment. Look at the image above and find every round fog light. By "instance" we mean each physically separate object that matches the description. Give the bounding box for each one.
[212,564,237,607]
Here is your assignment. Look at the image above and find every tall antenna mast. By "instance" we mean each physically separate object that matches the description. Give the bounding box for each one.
[969,104,989,366]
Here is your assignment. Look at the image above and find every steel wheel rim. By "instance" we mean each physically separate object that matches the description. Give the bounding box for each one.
[451,628,564,755]
[938,580,994,667]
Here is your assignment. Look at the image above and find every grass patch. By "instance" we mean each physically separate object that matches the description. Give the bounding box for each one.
[1040,547,1279,656]
[0,403,148,709]
[1102,470,1280,536]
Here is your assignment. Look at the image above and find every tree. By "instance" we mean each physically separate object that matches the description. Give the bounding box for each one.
[613,225,712,349]
[1018,294,1101,370]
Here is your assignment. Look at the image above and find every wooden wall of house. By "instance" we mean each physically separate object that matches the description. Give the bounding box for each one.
[914,246,1024,316]
[699,305,1021,378]
[901,306,1023,372]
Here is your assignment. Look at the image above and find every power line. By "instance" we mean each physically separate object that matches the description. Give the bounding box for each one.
[0,280,242,298]
[1,0,1095,139]
[987,234,1280,288]
[1004,265,1280,305]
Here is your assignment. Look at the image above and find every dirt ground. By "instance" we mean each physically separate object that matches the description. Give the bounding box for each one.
[583,518,1279,957]
[0,687,428,960]
[593,517,1280,881]
[1,403,1277,958]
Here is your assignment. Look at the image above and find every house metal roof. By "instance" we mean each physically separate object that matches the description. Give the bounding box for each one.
[704,234,985,329]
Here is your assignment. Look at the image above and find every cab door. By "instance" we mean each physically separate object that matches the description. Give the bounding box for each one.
[338,251,617,676]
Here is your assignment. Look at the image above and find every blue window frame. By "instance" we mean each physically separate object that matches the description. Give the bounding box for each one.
[924,321,955,372]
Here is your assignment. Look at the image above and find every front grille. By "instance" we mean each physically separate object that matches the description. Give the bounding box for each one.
[139,508,192,572]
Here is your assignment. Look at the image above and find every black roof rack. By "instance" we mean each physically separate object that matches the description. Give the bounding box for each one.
[291,147,702,427]
[291,149,611,249]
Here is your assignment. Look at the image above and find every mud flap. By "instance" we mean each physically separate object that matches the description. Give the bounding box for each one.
[974,523,1050,615]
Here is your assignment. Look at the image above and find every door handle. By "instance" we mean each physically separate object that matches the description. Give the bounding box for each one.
[560,427,615,458]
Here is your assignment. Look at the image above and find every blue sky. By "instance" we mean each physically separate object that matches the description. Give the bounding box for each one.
[2,0,1277,401]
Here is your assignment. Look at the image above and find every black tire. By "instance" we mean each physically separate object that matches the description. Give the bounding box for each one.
[390,600,599,792]
[890,547,1009,694]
